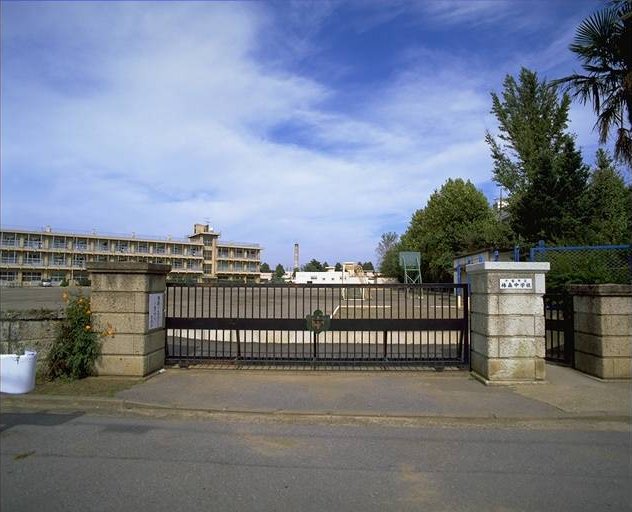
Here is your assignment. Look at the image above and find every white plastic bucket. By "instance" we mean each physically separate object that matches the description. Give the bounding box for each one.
[0,352,37,394]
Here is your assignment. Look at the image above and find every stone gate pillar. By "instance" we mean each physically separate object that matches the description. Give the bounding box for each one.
[87,262,171,376]
[569,284,632,380]
[467,262,550,384]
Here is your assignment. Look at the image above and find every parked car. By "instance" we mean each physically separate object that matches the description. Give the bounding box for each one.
[41,279,52,287]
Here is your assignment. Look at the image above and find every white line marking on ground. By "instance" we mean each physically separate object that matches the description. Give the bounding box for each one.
[338,305,392,309]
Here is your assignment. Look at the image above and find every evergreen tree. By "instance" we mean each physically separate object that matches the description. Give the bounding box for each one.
[486,68,590,244]
[584,149,631,244]
[379,243,403,280]
[273,264,285,280]
[303,259,324,272]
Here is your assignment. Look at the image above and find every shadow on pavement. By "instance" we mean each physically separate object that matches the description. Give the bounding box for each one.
[0,411,85,432]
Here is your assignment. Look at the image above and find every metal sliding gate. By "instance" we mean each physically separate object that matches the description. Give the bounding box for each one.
[165,283,469,367]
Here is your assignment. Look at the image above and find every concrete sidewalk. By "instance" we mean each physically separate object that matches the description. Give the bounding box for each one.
[2,364,630,424]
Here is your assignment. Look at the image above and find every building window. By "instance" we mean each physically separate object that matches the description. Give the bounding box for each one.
[74,239,87,251]
[53,254,66,266]
[22,271,42,282]
[0,271,17,281]
[73,255,86,267]
[97,240,109,252]
[25,252,41,265]
[116,241,129,253]
[137,242,149,253]
[53,237,66,249]
[1,251,17,264]
[190,247,199,256]
[25,237,42,249]
[51,272,66,283]
[155,244,166,254]
[173,260,183,269]
[171,245,182,255]
[1,234,17,247]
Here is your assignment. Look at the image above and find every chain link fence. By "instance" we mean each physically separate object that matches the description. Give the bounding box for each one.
[529,242,632,290]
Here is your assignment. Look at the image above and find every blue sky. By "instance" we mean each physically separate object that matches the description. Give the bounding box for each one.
[1,0,610,268]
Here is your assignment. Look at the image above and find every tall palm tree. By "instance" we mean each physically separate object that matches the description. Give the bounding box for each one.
[554,1,631,167]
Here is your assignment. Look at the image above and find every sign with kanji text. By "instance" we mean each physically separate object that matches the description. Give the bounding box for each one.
[148,293,164,330]
[499,278,533,290]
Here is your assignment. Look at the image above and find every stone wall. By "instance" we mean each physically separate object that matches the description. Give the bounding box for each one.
[0,309,62,374]
[570,284,631,379]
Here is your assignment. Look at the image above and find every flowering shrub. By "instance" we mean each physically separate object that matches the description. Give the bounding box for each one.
[47,292,115,380]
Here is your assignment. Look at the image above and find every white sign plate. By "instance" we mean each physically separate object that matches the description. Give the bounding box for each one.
[500,278,533,290]
[148,293,164,330]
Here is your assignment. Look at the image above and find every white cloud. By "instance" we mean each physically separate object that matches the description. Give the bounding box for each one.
[1,1,601,266]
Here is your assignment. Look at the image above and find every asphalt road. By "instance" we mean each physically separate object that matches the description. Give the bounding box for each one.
[1,411,630,511]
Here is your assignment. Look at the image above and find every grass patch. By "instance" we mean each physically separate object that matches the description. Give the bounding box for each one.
[34,376,143,397]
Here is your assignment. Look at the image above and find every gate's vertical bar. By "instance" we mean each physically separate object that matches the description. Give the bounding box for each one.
[287,286,292,360]
[557,297,563,360]
[265,286,269,360]
[383,330,388,361]
[257,285,262,361]
[179,285,184,358]
[315,286,320,360]
[272,285,276,359]
[325,285,329,360]
[214,285,219,358]
[200,284,205,357]
[454,284,459,362]
[297,285,302,360]
[222,286,227,358]
[229,285,233,359]
[440,287,445,362]
[463,283,469,367]
[164,285,170,359]
[308,285,313,361]
[236,286,241,360]
[404,287,408,361]
[432,287,437,361]
[565,296,574,367]
[427,286,432,360]
[186,285,190,359]
[193,284,198,358]
[205,286,210,358]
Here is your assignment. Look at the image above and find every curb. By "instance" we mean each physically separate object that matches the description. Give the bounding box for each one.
[2,394,630,429]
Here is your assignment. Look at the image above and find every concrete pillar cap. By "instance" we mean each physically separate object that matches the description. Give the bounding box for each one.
[86,262,171,275]
[466,262,550,273]
[568,284,632,297]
